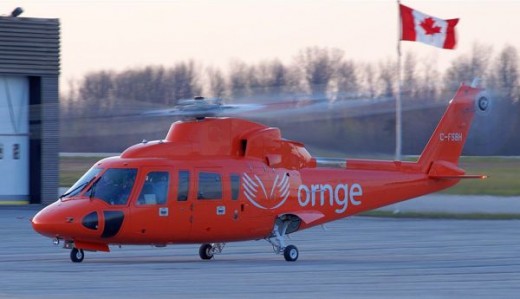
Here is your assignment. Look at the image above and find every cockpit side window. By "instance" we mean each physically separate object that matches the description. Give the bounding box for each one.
[90,168,137,205]
[137,171,169,205]
[61,167,102,199]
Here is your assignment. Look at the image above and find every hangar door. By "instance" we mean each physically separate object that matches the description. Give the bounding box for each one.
[0,76,29,204]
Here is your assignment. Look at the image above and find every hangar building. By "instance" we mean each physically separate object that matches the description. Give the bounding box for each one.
[0,13,60,205]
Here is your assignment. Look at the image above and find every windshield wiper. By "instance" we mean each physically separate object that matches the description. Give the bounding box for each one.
[89,177,100,200]
[59,176,97,199]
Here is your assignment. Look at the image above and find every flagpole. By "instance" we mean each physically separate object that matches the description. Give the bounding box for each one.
[395,0,402,161]
[394,0,403,215]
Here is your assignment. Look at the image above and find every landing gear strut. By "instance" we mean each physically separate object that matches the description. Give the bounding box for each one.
[70,248,85,263]
[199,243,225,260]
[266,216,300,262]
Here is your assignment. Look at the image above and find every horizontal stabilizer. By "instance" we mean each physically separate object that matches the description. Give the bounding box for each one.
[428,160,486,180]
[428,174,487,180]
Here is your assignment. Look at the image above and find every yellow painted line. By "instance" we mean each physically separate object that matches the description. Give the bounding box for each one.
[0,201,29,205]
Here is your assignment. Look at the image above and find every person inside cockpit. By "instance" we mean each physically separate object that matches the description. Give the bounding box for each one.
[90,168,137,205]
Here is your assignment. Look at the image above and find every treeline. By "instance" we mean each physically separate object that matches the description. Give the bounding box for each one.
[61,44,520,155]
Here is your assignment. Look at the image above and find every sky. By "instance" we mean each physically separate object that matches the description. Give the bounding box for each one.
[2,0,520,91]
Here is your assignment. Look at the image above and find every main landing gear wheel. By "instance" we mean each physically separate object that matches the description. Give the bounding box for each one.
[199,244,214,260]
[70,248,84,263]
[283,245,299,262]
[198,243,225,260]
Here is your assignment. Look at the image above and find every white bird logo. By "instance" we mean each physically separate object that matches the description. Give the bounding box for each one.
[242,172,290,210]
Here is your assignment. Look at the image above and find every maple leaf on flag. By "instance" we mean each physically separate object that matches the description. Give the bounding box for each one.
[420,17,441,35]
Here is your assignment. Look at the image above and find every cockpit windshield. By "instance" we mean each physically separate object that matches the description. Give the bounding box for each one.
[88,168,137,205]
[60,167,103,199]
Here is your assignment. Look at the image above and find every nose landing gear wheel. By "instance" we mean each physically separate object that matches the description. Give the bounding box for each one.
[70,248,85,263]
[283,245,299,262]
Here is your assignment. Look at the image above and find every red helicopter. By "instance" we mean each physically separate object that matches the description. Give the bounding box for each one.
[32,82,488,262]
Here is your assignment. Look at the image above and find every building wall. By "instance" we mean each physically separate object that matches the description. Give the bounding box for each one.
[41,76,59,205]
[0,16,60,205]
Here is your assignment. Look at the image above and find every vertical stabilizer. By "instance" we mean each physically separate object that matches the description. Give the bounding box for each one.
[417,83,488,174]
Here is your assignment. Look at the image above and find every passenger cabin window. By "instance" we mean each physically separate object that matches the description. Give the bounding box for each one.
[231,174,240,200]
[177,171,190,201]
[91,168,137,205]
[13,143,20,160]
[198,172,222,200]
[137,171,169,205]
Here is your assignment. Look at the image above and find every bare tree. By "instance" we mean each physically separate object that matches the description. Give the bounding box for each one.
[60,78,79,117]
[444,43,493,91]
[141,66,167,104]
[377,58,396,98]
[490,45,519,102]
[78,70,114,113]
[79,71,113,100]
[112,66,167,104]
[294,47,344,99]
[250,59,291,99]
[265,60,289,93]
[333,60,358,100]
[168,60,202,103]
[359,63,376,98]
[416,55,441,101]
[228,60,251,100]
[402,53,418,98]
[205,67,227,98]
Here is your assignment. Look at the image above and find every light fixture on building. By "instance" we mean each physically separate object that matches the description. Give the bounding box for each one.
[10,7,23,18]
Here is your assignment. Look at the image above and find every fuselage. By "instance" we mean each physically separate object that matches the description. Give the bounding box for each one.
[32,154,457,249]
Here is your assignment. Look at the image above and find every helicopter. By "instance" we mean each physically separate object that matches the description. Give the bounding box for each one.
[32,82,488,262]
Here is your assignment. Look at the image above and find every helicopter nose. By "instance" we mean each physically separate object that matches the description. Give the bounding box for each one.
[32,201,76,239]
[32,204,62,238]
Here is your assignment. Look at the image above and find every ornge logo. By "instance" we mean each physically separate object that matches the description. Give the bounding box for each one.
[297,183,363,214]
[242,173,290,210]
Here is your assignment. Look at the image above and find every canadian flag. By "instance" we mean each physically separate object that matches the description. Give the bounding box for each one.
[399,4,459,50]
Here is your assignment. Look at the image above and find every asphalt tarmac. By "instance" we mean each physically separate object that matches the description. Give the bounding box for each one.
[1,207,519,298]
[378,194,520,214]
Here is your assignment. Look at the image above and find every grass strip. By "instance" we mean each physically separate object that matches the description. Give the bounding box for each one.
[360,210,520,220]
